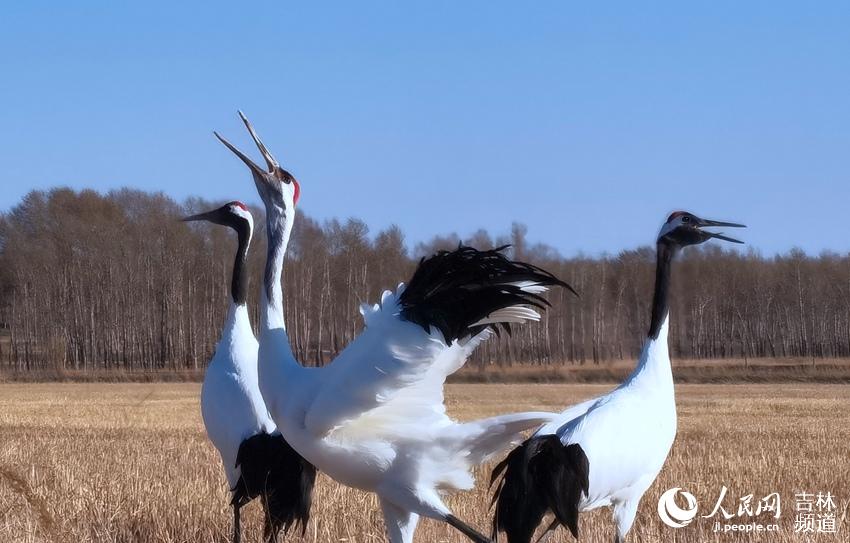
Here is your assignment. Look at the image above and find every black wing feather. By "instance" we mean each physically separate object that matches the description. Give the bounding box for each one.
[399,245,576,343]
[491,435,589,543]
[232,432,318,537]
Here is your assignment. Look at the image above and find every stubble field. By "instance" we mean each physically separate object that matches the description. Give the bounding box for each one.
[0,382,847,543]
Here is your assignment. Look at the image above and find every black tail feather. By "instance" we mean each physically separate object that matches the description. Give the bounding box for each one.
[232,432,317,539]
[490,435,589,543]
[399,245,576,343]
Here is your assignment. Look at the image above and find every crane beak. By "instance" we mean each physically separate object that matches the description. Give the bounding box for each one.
[213,130,267,178]
[182,208,224,224]
[214,111,290,198]
[696,217,746,244]
[212,110,281,176]
[182,211,212,223]
[237,110,281,174]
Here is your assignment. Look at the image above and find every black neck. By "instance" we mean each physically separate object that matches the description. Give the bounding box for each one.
[648,241,676,339]
[231,222,251,306]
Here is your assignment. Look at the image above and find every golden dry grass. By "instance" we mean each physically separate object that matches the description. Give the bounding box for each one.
[0,383,848,542]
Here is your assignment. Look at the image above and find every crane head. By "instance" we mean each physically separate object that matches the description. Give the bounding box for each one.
[657,211,745,248]
[182,201,254,233]
[214,111,301,214]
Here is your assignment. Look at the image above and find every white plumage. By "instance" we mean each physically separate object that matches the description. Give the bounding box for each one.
[213,111,575,543]
[260,271,564,543]
[185,202,274,494]
[533,316,676,541]
[190,199,316,543]
[267,285,553,469]
[491,210,745,543]
[201,304,274,489]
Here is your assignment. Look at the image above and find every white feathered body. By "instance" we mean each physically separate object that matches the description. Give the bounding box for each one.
[537,315,677,513]
[259,287,556,516]
[201,304,276,488]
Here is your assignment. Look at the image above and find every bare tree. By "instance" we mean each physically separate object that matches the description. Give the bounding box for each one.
[2,189,848,375]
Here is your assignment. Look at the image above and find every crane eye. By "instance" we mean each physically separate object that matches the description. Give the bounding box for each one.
[681,216,690,223]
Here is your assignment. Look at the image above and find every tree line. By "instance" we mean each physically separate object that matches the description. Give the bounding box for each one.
[0,188,847,373]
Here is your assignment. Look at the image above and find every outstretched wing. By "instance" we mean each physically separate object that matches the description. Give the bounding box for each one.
[303,246,574,441]
[303,288,488,440]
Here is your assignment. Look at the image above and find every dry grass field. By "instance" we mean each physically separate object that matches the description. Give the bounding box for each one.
[0,382,848,543]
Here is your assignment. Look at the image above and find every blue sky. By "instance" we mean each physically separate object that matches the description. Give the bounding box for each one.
[1,2,848,256]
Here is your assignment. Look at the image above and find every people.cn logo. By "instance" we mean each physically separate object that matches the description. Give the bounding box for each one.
[658,487,699,528]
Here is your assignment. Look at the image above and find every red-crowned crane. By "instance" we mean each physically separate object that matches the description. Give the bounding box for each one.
[214,111,576,543]
[186,201,315,543]
[490,211,745,543]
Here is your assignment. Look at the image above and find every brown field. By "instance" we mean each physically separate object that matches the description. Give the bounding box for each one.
[0,383,848,543]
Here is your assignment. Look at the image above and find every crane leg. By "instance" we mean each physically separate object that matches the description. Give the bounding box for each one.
[533,519,560,543]
[612,499,638,543]
[380,498,420,543]
[446,514,493,543]
[377,484,491,542]
[232,504,242,543]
